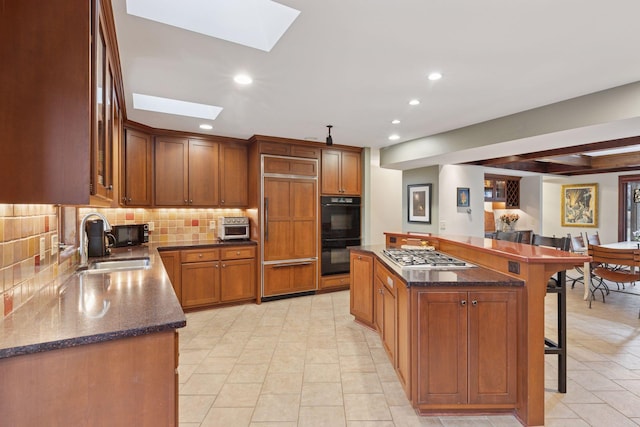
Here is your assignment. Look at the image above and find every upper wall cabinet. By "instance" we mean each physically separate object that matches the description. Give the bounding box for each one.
[0,1,90,204]
[321,149,362,196]
[154,136,248,208]
[484,174,520,208]
[91,3,122,205]
[122,128,152,206]
[219,143,248,207]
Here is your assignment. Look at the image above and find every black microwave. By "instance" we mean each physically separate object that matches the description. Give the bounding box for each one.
[110,224,149,247]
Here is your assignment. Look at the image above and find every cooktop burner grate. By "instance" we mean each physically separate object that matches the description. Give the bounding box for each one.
[382,249,475,269]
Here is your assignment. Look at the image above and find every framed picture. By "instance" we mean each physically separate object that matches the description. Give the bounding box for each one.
[408,184,432,223]
[561,183,598,227]
[457,187,470,207]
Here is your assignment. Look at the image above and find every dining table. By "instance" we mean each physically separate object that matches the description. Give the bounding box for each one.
[582,240,640,300]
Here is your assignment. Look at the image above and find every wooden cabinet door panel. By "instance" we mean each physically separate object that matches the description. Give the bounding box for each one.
[220,259,255,302]
[220,143,247,206]
[396,282,410,396]
[155,137,188,206]
[374,277,384,332]
[416,291,468,405]
[264,221,292,260]
[123,129,152,206]
[340,151,361,195]
[468,291,517,405]
[382,286,396,362]
[350,253,374,325]
[181,261,219,307]
[263,264,293,296]
[291,261,316,292]
[188,140,219,206]
[159,251,181,303]
[321,150,341,194]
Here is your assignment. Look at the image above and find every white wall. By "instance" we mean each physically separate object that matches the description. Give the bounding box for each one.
[362,148,402,245]
[437,165,486,237]
[402,166,440,233]
[542,172,625,243]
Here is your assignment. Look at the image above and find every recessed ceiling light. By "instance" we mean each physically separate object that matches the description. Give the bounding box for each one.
[234,74,253,85]
[391,119,401,124]
[199,124,213,130]
[126,0,300,52]
[409,99,420,106]
[428,72,442,81]
[133,93,222,120]
[389,134,400,141]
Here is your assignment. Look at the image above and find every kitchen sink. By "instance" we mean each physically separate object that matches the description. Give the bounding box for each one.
[78,257,151,274]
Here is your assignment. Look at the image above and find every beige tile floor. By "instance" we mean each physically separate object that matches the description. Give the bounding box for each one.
[178,275,640,427]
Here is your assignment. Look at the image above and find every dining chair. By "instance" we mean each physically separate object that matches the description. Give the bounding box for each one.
[587,244,640,315]
[494,230,523,243]
[531,233,570,393]
[568,234,587,289]
[584,231,601,246]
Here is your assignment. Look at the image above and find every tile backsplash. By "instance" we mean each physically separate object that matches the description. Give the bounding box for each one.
[0,205,250,318]
[78,207,247,243]
[0,204,59,317]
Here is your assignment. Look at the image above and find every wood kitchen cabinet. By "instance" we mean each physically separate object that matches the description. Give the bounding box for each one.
[220,246,256,302]
[181,248,221,308]
[159,250,182,302]
[122,128,153,206]
[155,137,219,206]
[154,137,248,207]
[375,260,397,362]
[263,261,317,297]
[414,289,518,406]
[0,0,123,204]
[165,245,256,309]
[219,143,248,207]
[321,149,362,195]
[484,174,520,208]
[349,251,374,327]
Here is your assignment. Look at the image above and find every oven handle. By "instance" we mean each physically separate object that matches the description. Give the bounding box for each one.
[322,203,361,207]
[264,197,269,242]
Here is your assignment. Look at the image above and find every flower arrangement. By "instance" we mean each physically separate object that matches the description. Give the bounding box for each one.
[499,213,519,225]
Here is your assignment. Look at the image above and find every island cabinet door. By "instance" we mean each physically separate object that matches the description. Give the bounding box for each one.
[349,252,374,326]
[415,291,468,405]
[467,291,518,405]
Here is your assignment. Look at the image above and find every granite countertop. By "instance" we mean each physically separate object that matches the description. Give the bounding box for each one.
[0,240,257,359]
[351,244,524,287]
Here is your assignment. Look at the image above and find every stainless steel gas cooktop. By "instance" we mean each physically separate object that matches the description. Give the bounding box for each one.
[382,248,475,269]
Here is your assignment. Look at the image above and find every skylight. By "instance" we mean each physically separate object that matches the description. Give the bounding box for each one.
[133,93,223,120]
[126,0,300,52]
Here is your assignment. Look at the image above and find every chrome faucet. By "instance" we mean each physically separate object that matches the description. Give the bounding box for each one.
[78,212,112,267]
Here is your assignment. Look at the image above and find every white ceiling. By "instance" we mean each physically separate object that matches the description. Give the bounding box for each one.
[112,0,640,153]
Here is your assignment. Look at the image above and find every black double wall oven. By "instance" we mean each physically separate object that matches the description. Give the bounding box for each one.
[321,196,361,276]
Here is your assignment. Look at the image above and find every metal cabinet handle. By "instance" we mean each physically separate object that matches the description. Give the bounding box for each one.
[264,197,269,242]
[461,300,467,306]
[221,199,225,204]
[189,199,193,204]
[128,197,132,202]
[272,261,312,268]
[198,253,203,258]
[184,199,188,204]
[472,300,478,306]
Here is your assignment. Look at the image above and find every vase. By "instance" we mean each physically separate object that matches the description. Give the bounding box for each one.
[502,222,515,232]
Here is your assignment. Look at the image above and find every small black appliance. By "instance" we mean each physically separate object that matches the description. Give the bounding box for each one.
[86,219,108,257]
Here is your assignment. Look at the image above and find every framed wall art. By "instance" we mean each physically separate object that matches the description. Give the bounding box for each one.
[408,184,432,223]
[561,183,598,227]
[457,187,470,207]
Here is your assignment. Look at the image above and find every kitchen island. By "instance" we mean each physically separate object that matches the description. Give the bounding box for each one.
[350,232,590,427]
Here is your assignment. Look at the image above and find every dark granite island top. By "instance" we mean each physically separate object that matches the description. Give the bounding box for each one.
[0,240,256,359]
[350,244,524,287]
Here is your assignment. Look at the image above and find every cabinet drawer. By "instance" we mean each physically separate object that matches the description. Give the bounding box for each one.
[375,262,396,292]
[320,275,350,289]
[221,246,256,260]
[181,248,220,263]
